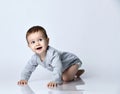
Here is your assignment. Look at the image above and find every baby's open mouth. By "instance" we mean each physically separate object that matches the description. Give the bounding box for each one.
[36,47,42,50]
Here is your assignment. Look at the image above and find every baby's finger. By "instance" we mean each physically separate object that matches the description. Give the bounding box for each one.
[17,81,20,85]
[47,82,57,88]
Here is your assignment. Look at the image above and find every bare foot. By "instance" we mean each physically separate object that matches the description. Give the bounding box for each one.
[75,69,85,78]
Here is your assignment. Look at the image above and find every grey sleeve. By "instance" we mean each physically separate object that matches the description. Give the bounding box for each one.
[21,56,38,81]
[51,54,63,84]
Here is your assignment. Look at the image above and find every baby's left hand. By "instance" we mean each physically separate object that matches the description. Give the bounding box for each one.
[47,81,57,88]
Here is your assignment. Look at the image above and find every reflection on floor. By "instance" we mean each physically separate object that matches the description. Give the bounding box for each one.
[16,76,119,94]
[20,78,85,94]
[0,76,118,94]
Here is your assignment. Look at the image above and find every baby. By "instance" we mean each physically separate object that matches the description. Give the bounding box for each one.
[17,26,84,88]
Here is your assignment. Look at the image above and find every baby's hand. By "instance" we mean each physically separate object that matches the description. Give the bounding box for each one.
[17,80,28,85]
[47,81,57,88]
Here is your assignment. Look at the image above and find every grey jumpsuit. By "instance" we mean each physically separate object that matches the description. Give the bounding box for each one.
[21,46,82,84]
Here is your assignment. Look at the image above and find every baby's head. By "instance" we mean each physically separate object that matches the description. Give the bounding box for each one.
[26,26,49,55]
[26,26,48,43]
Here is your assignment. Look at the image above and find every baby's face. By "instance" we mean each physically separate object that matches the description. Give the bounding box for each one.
[27,31,49,55]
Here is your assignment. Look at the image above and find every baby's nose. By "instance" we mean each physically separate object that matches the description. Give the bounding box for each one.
[36,42,40,45]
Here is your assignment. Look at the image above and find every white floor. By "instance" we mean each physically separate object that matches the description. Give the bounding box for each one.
[0,76,119,94]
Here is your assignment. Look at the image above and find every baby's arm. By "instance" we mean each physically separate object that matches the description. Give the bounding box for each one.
[18,55,38,85]
[48,54,63,88]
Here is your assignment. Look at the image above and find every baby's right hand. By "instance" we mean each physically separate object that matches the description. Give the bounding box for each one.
[17,80,28,85]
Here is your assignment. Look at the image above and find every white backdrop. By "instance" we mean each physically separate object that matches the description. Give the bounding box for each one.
[0,0,120,83]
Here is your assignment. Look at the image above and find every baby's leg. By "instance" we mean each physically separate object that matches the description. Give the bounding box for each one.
[62,64,79,82]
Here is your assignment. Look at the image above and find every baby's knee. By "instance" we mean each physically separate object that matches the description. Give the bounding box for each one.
[62,76,70,82]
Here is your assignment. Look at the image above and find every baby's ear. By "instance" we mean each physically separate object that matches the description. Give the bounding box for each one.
[28,43,30,47]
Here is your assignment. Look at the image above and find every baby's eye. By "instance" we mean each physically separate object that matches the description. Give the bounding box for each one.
[31,41,35,44]
[39,39,42,41]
